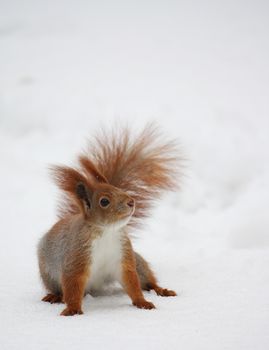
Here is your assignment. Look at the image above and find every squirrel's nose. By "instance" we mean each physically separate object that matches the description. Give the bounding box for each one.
[127,199,134,208]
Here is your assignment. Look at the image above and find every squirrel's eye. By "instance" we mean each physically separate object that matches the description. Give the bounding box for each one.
[99,197,110,208]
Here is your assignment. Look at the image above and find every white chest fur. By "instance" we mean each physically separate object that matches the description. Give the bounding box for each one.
[86,225,124,292]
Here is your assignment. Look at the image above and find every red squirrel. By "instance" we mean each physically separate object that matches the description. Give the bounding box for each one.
[38,124,181,316]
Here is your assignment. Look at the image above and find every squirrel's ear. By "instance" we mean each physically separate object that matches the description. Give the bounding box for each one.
[79,156,108,184]
[50,165,93,215]
[76,182,92,210]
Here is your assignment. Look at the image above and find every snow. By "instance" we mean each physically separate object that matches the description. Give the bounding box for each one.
[0,0,269,349]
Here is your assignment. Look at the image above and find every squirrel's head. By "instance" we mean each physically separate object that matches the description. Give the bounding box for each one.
[76,181,135,227]
[51,160,135,227]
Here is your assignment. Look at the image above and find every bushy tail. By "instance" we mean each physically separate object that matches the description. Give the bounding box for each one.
[77,123,182,226]
[53,123,182,224]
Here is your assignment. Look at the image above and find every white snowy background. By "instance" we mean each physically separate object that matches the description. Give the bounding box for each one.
[0,0,268,349]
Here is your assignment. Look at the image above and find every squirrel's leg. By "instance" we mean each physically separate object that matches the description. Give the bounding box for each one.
[60,269,89,316]
[135,252,177,297]
[121,239,155,310]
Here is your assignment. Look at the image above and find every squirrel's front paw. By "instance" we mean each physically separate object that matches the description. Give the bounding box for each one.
[133,299,155,310]
[60,307,83,316]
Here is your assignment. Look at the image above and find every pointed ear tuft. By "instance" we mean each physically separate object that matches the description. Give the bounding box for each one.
[79,156,108,184]
[50,165,86,192]
[50,165,93,216]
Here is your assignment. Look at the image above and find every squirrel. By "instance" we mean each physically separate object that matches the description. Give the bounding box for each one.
[37,123,181,316]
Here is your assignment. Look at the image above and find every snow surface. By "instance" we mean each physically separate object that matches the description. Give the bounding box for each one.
[0,0,269,349]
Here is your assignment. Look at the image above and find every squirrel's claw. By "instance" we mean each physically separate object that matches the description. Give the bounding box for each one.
[42,294,63,304]
[155,288,177,297]
[133,300,156,310]
[60,307,83,316]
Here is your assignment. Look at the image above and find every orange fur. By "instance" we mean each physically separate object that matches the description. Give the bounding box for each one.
[61,268,89,316]
[57,123,181,226]
[121,238,155,309]
[135,253,177,296]
[42,294,63,303]
[80,124,181,227]
[79,156,108,184]
[50,165,94,217]
[39,124,180,315]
